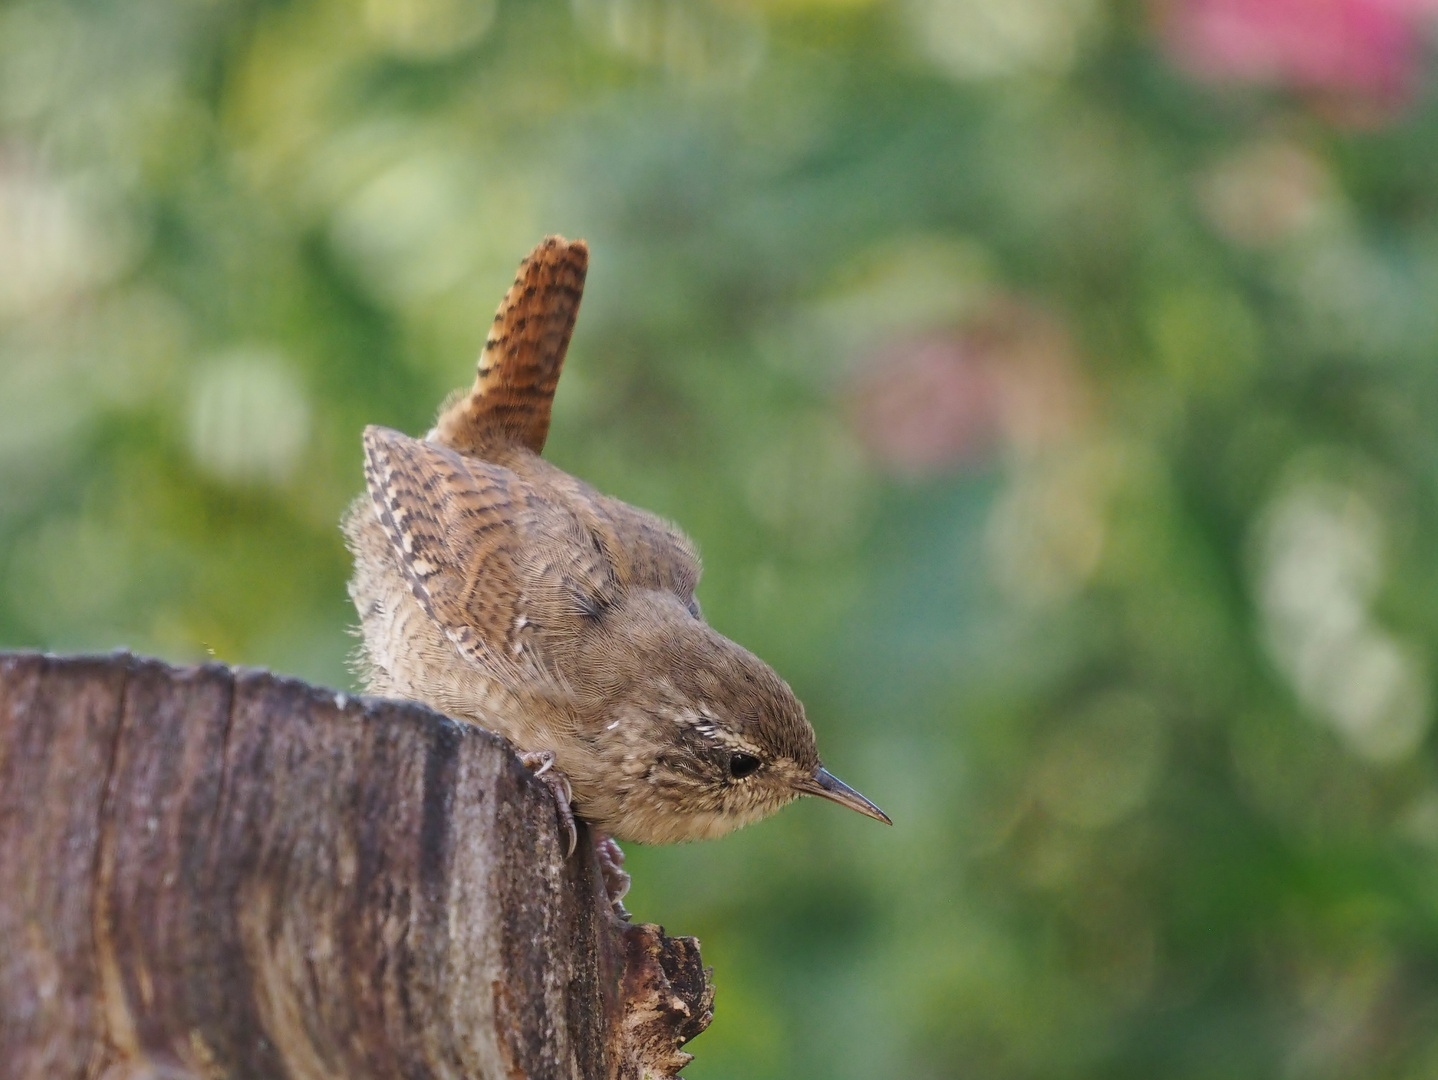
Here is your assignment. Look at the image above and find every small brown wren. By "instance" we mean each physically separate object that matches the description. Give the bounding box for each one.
[344,236,889,855]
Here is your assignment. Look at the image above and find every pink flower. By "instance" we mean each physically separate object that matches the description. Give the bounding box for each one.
[845,302,1086,478]
[1157,0,1438,115]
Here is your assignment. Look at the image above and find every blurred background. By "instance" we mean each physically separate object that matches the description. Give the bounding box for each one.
[5,0,1438,1075]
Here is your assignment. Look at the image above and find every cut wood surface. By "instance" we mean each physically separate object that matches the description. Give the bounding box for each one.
[0,651,712,1080]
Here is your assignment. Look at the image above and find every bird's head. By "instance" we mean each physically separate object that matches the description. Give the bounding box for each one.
[555,583,891,843]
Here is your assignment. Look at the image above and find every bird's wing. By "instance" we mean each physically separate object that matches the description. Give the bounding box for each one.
[431,235,587,458]
[595,494,702,604]
[362,424,615,683]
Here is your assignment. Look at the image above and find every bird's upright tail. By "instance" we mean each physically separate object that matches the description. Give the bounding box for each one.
[431,235,588,459]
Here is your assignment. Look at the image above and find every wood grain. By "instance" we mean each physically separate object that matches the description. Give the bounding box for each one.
[0,652,712,1080]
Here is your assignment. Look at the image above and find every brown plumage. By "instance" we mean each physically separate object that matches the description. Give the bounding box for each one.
[344,235,889,847]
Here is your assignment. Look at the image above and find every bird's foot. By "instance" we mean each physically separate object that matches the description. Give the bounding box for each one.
[594,832,632,920]
[519,750,577,857]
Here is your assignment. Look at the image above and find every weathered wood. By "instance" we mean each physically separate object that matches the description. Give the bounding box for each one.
[0,652,712,1080]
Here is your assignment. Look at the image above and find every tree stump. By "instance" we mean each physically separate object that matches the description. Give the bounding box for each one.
[0,651,713,1080]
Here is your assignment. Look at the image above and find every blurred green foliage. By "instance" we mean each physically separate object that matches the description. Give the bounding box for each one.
[6,0,1438,1076]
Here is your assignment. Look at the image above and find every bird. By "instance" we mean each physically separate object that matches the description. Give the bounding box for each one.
[343,235,889,896]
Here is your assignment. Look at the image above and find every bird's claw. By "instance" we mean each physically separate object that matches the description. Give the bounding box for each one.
[520,750,578,857]
[594,832,632,920]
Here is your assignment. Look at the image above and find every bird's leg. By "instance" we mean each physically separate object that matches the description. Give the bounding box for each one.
[518,752,629,916]
[593,831,632,920]
[519,750,577,857]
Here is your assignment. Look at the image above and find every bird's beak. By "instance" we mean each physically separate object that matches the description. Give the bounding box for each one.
[796,767,892,825]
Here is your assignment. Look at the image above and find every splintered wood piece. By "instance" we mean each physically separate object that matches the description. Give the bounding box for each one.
[0,652,712,1080]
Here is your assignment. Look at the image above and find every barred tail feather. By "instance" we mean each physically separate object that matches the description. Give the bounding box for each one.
[431,235,588,457]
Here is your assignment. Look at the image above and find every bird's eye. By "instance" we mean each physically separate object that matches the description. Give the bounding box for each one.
[728,752,761,779]
[687,597,702,619]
